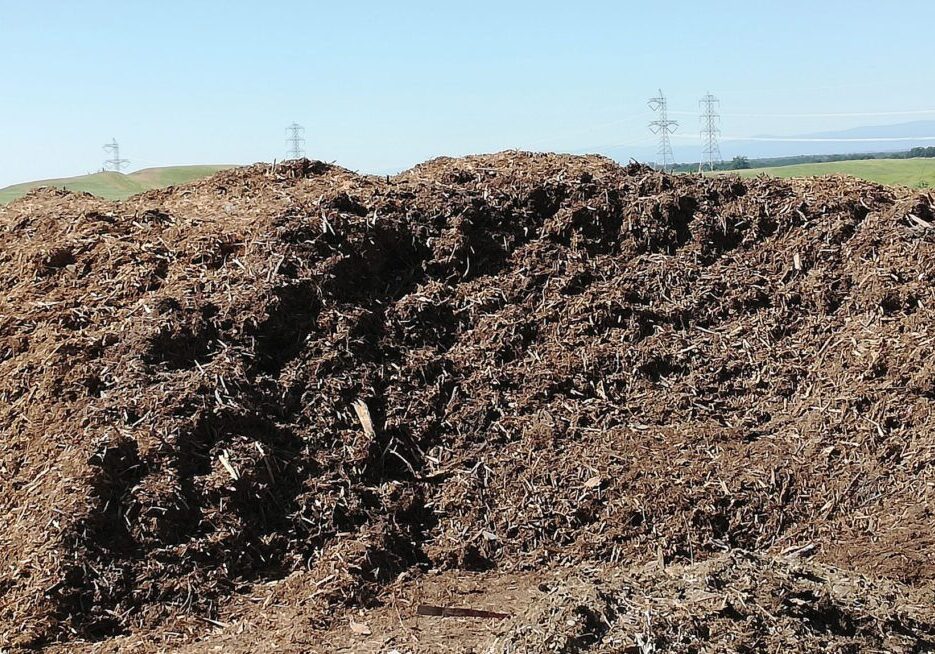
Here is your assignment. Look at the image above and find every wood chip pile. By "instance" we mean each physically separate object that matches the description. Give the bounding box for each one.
[1,152,934,650]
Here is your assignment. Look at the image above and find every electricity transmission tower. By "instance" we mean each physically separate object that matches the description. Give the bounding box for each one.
[699,92,722,172]
[648,89,678,172]
[285,122,306,159]
[102,138,129,173]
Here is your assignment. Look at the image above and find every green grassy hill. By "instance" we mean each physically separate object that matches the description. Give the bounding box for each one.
[0,165,234,205]
[725,158,935,188]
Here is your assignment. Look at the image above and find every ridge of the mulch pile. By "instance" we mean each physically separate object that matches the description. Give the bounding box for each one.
[1,152,934,651]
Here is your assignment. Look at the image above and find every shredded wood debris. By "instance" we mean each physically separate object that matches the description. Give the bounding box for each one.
[1,153,934,652]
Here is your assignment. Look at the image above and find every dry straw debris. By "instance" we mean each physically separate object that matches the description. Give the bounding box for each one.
[1,152,934,651]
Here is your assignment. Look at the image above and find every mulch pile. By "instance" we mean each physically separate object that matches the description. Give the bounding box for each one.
[1,152,935,651]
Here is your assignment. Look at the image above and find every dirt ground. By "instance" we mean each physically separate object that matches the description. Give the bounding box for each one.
[2,152,935,651]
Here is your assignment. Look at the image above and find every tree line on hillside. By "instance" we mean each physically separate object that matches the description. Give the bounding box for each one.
[670,147,935,172]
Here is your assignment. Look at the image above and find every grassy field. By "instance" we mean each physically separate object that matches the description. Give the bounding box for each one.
[725,158,935,188]
[0,165,233,205]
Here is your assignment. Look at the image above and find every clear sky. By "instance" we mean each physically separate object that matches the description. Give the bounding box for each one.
[2,0,935,186]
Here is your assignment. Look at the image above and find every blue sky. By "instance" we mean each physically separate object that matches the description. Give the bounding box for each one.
[2,0,935,185]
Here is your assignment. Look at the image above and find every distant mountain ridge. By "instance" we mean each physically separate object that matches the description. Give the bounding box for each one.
[801,120,935,139]
[589,120,935,164]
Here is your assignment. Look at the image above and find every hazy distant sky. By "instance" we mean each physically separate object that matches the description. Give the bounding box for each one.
[2,0,935,186]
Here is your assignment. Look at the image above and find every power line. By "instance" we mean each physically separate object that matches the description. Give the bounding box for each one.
[699,92,721,172]
[672,134,935,143]
[670,108,935,119]
[285,122,306,159]
[102,138,129,173]
[648,89,678,172]
[523,112,648,148]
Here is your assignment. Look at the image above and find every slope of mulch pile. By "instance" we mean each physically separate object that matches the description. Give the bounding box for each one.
[1,152,934,650]
[490,550,935,653]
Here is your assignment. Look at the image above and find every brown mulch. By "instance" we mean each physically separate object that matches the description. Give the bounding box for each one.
[1,152,935,651]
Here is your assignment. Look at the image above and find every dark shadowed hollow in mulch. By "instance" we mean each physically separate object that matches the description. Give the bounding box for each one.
[2,152,935,652]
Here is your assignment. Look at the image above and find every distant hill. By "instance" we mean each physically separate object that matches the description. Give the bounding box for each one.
[801,120,935,140]
[718,157,935,188]
[720,120,935,160]
[590,120,935,164]
[0,165,234,204]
